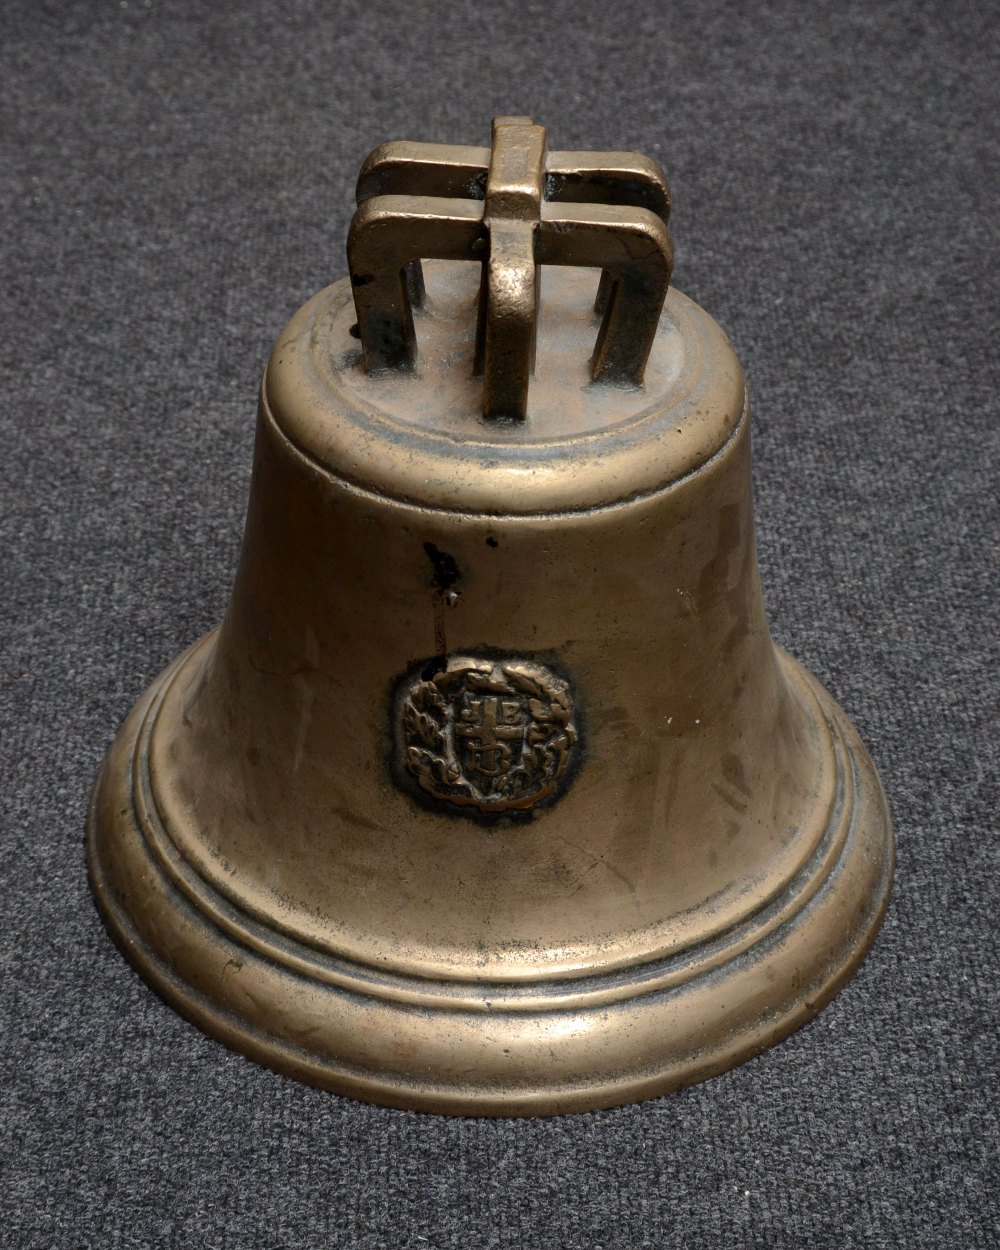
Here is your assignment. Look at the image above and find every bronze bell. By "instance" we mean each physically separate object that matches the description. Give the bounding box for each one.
[88,117,894,1115]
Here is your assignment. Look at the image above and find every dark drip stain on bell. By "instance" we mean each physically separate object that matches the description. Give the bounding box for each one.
[422,540,461,677]
[87,116,893,1116]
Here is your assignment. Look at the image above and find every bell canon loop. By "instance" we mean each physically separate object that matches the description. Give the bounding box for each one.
[87,117,894,1116]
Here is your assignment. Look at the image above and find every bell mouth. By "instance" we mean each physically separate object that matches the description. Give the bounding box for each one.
[88,636,892,1116]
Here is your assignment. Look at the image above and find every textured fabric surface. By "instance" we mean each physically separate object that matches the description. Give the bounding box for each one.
[2,1,997,1246]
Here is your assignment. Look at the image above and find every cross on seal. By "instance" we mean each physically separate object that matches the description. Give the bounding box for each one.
[348,116,673,421]
[455,695,524,780]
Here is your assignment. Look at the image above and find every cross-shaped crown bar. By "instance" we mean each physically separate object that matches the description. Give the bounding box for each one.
[347,117,673,421]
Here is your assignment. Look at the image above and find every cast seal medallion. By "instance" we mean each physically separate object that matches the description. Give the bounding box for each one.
[399,657,577,813]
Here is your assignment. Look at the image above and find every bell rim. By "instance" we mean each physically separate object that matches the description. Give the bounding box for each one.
[87,645,894,1117]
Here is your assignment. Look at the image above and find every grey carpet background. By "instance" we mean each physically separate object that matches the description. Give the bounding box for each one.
[2,0,997,1246]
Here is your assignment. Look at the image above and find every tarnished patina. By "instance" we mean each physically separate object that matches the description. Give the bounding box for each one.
[87,118,894,1115]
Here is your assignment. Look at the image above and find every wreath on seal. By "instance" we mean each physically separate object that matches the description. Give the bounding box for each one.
[401,657,577,813]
